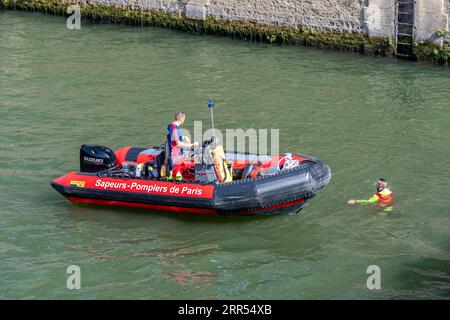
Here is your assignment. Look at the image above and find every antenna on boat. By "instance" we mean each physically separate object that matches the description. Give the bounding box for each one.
[208,98,216,138]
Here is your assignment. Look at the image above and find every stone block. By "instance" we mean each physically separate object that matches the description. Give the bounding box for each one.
[185,4,207,20]
[415,0,449,42]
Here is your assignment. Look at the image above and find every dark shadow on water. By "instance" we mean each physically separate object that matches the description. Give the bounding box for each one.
[389,256,450,299]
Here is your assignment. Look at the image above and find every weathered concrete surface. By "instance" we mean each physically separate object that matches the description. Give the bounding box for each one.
[185,0,209,20]
[207,0,366,32]
[447,0,450,20]
[71,0,450,42]
[414,0,449,43]
[364,0,395,38]
[81,0,367,32]
[79,0,182,13]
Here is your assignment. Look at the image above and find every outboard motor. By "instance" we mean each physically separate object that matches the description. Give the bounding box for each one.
[80,145,119,173]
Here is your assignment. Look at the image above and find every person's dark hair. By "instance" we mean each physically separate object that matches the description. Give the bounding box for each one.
[376,178,388,189]
[175,112,185,121]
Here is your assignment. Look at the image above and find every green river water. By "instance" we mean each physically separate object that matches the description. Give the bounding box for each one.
[1,11,450,299]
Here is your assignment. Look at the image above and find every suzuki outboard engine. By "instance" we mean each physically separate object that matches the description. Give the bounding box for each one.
[80,145,119,173]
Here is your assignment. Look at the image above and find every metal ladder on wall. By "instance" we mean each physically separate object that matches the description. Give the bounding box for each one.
[395,0,415,59]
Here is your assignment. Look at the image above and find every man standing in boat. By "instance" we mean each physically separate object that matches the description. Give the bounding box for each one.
[347,178,394,212]
[165,112,198,180]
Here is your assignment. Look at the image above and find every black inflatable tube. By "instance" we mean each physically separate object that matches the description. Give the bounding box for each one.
[214,159,331,213]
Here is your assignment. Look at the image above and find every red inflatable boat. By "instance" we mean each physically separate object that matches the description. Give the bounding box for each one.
[51,141,331,216]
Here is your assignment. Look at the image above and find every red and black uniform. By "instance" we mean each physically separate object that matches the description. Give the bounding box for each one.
[167,123,184,178]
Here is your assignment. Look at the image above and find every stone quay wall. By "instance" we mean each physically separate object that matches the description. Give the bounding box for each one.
[78,0,448,42]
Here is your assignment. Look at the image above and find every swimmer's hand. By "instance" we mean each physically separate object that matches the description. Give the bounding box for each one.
[347,199,356,205]
[192,141,199,149]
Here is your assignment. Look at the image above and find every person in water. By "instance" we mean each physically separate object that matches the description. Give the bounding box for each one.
[347,178,394,212]
[165,112,198,180]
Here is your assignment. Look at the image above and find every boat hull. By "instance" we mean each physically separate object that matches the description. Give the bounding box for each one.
[51,159,331,216]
